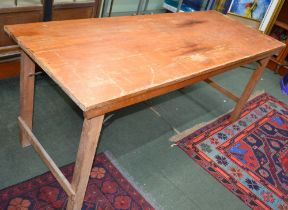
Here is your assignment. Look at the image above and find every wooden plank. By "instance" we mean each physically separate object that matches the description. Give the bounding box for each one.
[18,117,75,197]
[230,57,270,122]
[204,78,239,102]
[5,11,285,113]
[67,115,104,210]
[84,52,273,119]
[19,52,35,147]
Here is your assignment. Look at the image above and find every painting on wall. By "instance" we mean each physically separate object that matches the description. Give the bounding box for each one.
[228,0,272,21]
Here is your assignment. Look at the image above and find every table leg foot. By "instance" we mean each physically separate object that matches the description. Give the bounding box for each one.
[67,115,104,210]
[230,57,270,122]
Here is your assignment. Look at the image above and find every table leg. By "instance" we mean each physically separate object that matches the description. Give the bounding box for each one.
[230,57,270,122]
[67,115,104,210]
[19,52,36,147]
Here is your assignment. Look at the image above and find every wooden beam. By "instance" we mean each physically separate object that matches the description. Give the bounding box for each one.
[18,117,75,197]
[204,78,239,102]
[230,57,270,122]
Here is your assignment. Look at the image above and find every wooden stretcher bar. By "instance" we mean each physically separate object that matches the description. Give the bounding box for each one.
[18,116,75,197]
[204,79,240,102]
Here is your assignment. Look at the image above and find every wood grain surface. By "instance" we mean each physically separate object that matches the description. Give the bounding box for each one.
[5,11,285,113]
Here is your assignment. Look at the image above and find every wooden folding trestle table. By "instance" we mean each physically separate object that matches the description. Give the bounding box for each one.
[5,11,285,210]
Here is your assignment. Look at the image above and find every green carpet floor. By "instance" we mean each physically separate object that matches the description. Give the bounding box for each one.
[0,65,287,210]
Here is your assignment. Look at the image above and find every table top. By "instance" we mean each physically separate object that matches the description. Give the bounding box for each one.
[5,11,285,112]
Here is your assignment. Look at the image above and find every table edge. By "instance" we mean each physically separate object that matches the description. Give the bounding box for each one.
[83,48,282,119]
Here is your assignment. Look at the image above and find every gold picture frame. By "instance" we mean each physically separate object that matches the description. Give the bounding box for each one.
[263,0,285,34]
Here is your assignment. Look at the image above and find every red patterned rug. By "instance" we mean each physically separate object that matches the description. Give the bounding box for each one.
[176,93,288,210]
[0,153,155,210]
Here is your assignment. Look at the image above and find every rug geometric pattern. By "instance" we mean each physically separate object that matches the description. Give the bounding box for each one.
[178,93,288,210]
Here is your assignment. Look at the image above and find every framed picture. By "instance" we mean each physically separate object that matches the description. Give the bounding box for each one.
[225,0,284,33]
[228,0,272,21]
